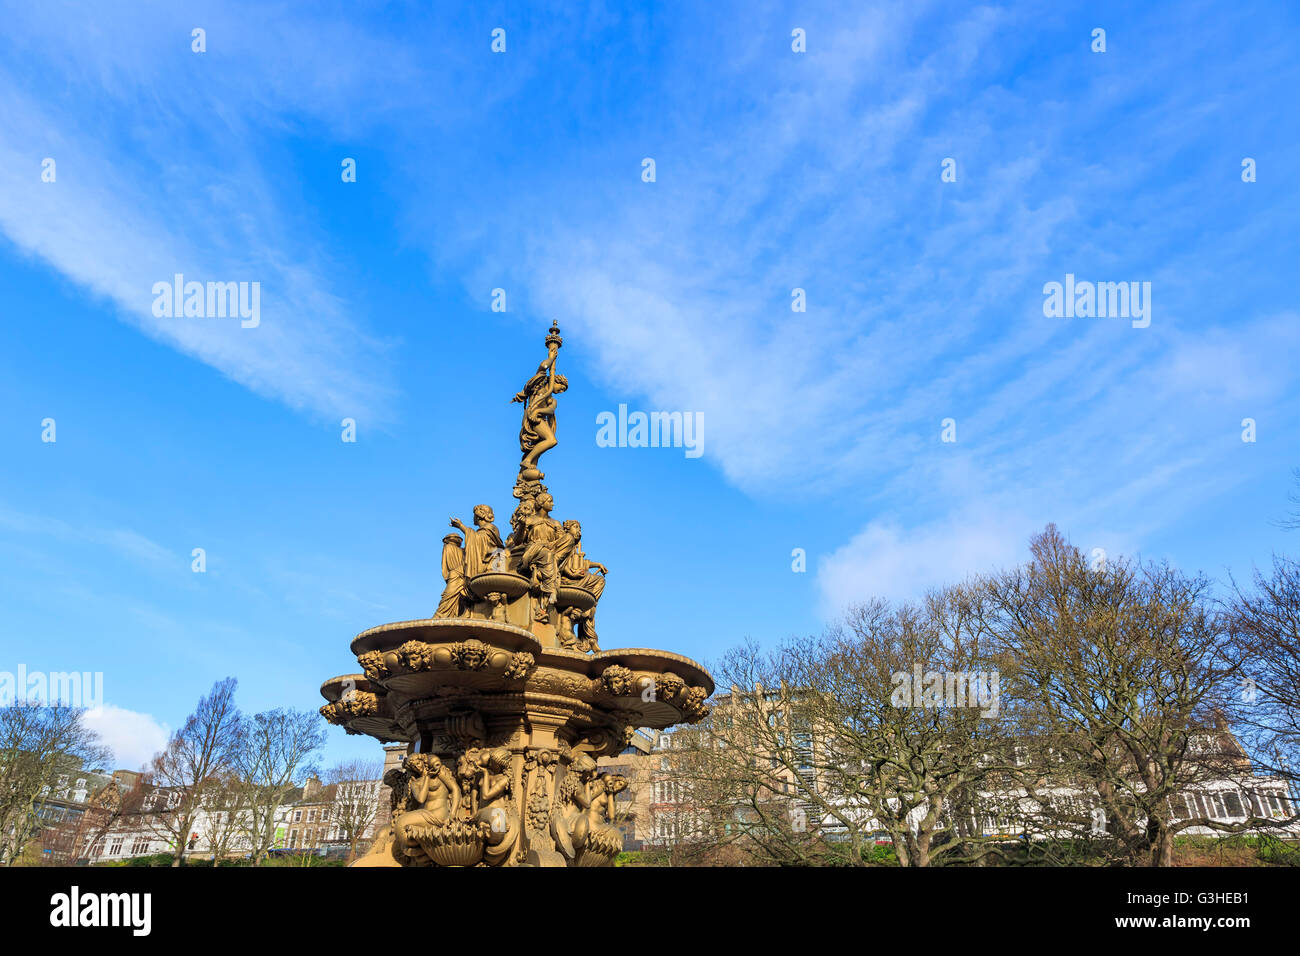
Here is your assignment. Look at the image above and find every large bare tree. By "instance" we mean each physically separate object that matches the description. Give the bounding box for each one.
[147,677,242,867]
[980,525,1271,866]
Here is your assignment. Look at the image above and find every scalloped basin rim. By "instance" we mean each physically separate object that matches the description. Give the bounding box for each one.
[350,618,543,656]
[344,621,714,695]
[539,647,714,694]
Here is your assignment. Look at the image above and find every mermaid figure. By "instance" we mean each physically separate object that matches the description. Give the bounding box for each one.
[393,754,460,865]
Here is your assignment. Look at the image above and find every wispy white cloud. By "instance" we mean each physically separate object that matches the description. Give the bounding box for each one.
[0,3,400,422]
[817,509,1030,612]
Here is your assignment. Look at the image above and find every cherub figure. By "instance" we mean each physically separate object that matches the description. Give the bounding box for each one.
[592,773,628,824]
[507,497,536,550]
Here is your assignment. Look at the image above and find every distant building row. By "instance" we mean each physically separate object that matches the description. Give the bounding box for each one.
[27,750,398,865]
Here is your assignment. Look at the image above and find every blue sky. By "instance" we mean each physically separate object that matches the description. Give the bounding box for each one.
[2,0,1298,771]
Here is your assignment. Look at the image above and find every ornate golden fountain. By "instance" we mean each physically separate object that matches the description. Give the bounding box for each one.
[319,323,713,866]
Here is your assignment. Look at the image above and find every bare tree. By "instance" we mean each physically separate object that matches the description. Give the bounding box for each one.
[147,678,242,867]
[672,584,1017,866]
[1230,554,1300,790]
[197,771,251,862]
[0,702,108,866]
[817,588,1021,866]
[235,707,326,866]
[71,774,149,865]
[980,525,1269,866]
[323,759,383,862]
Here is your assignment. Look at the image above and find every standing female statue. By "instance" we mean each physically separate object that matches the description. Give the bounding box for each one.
[435,533,468,618]
[512,325,567,481]
[559,519,606,650]
[507,492,572,619]
[451,505,505,577]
